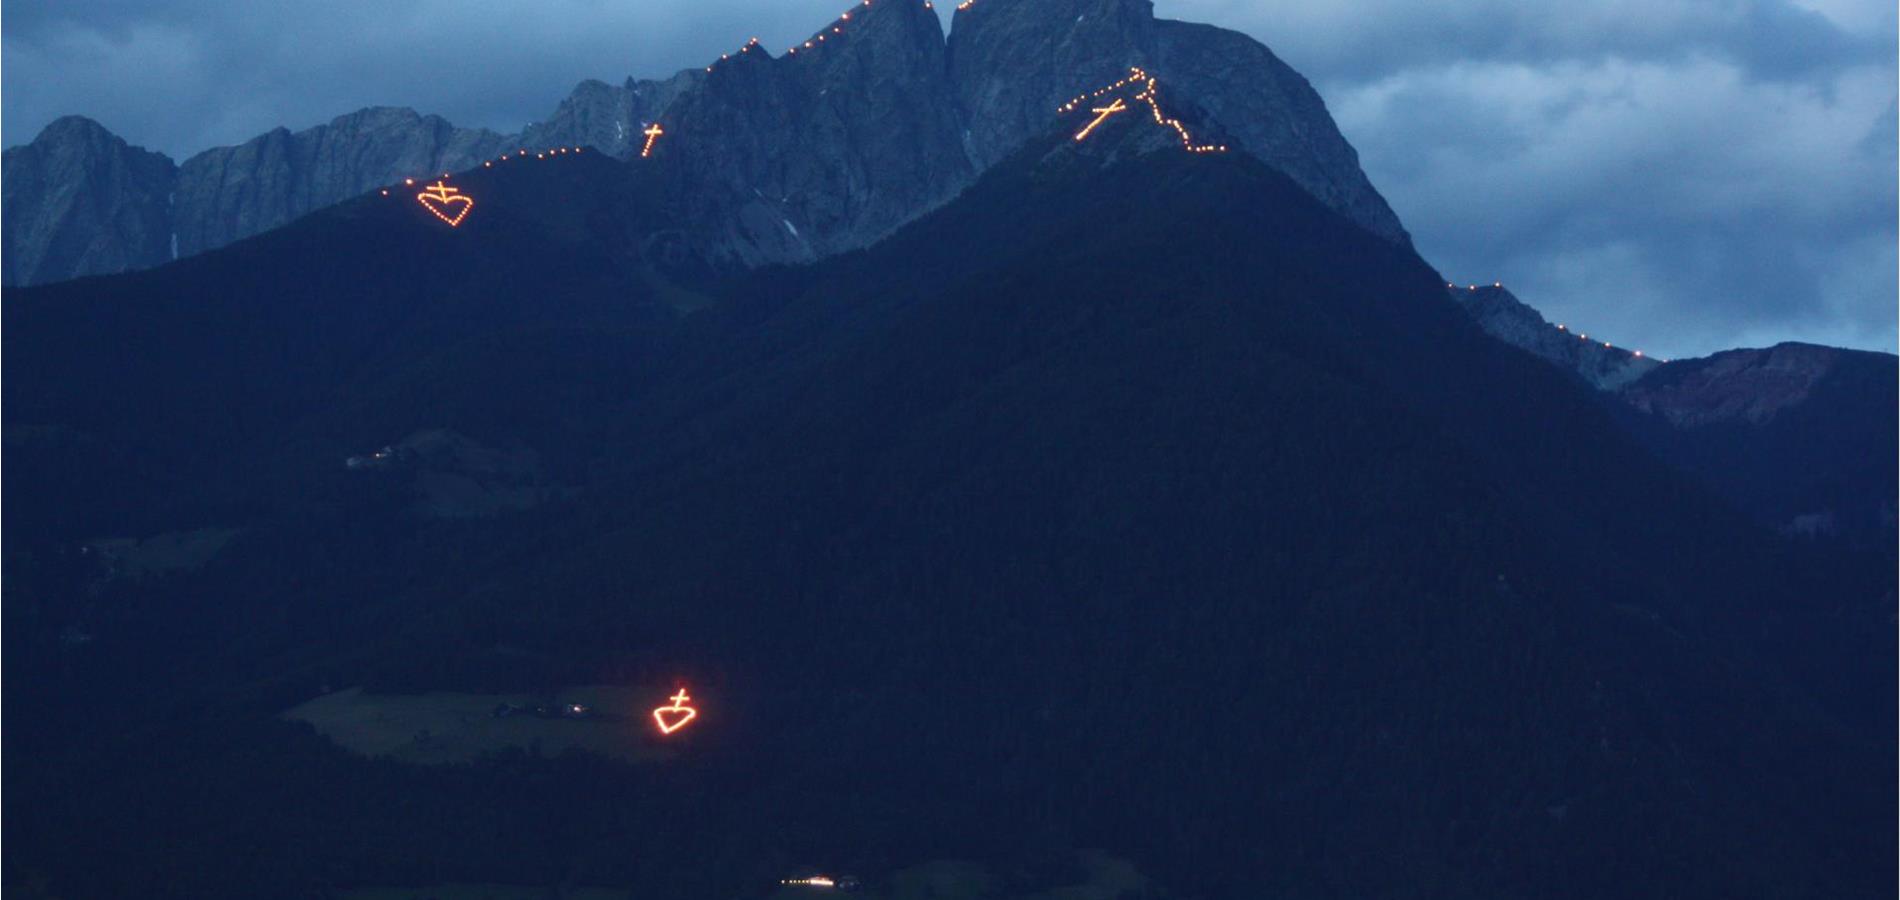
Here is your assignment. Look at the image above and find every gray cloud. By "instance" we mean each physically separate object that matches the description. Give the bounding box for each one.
[4,0,1893,358]
[1168,0,1896,358]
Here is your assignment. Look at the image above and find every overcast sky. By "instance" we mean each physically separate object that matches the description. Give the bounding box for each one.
[4,0,1893,358]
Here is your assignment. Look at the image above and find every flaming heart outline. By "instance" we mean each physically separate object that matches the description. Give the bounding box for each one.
[416,180,473,227]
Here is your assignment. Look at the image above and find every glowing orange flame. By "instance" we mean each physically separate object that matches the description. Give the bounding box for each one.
[652,688,697,735]
[416,180,473,227]
[641,123,666,159]
[1075,98,1128,142]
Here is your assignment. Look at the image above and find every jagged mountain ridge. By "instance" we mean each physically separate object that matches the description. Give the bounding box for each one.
[172,107,517,260]
[4,0,1404,284]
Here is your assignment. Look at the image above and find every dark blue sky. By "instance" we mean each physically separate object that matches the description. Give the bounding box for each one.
[4,0,1893,358]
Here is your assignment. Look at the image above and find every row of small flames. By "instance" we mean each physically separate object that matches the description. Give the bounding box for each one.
[1452,283,1664,361]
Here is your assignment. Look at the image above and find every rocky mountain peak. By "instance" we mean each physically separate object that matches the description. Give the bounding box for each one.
[947,0,1408,245]
[654,0,972,266]
[30,115,126,149]
[797,0,944,50]
[2,116,176,286]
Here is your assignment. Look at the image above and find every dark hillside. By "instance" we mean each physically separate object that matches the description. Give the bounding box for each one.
[3,117,1891,898]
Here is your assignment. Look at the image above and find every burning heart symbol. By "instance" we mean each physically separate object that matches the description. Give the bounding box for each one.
[416,180,473,227]
[652,688,698,735]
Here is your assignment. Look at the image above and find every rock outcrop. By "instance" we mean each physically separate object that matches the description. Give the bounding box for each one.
[1449,283,1660,390]
[518,70,706,159]
[2,117,177,286]
[652,0,973,265]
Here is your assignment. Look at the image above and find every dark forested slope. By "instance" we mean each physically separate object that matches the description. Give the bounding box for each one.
[4,113,1891,899]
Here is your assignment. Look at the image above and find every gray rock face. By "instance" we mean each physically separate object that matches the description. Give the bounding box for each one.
[1152,21,1407,245]
[2,117,177,286]
[173,107,513,257]
[948,0,1409,245]
[519,70,706,159]
[1450,284,1661,390]
[654,0,974,265]
[949,0,1159,169]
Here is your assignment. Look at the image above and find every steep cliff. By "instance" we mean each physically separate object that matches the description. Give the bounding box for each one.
[650,0,973,265]
[948,0,1409,244]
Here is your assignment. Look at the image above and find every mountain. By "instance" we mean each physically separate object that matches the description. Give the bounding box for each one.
[948,0,1410,244]
[517,70,705,159]
[1619,343,1898,545]
[1450,283,1661,389]
[172,107,515,258]
[4,102,1890,898]
[643,0,974,265]
[1447,284,1896,546]
[4,0,1408,283]
[1,117,177,286]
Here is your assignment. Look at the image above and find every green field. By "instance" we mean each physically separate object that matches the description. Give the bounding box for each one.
[282,685,676,764]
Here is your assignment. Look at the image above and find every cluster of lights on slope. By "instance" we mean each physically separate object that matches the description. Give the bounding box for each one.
[1450,282,1665,362]
[641,124,666,158]
[781,876,837,888]
[1060,67,1228,153]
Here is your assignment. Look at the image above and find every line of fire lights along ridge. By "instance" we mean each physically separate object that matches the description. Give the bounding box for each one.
[1452,282,1662,362]
[376,0,1649,362]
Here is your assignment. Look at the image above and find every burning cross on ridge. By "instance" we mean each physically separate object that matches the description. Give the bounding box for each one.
[1074,98,1128,142]
[641,123,666,158]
